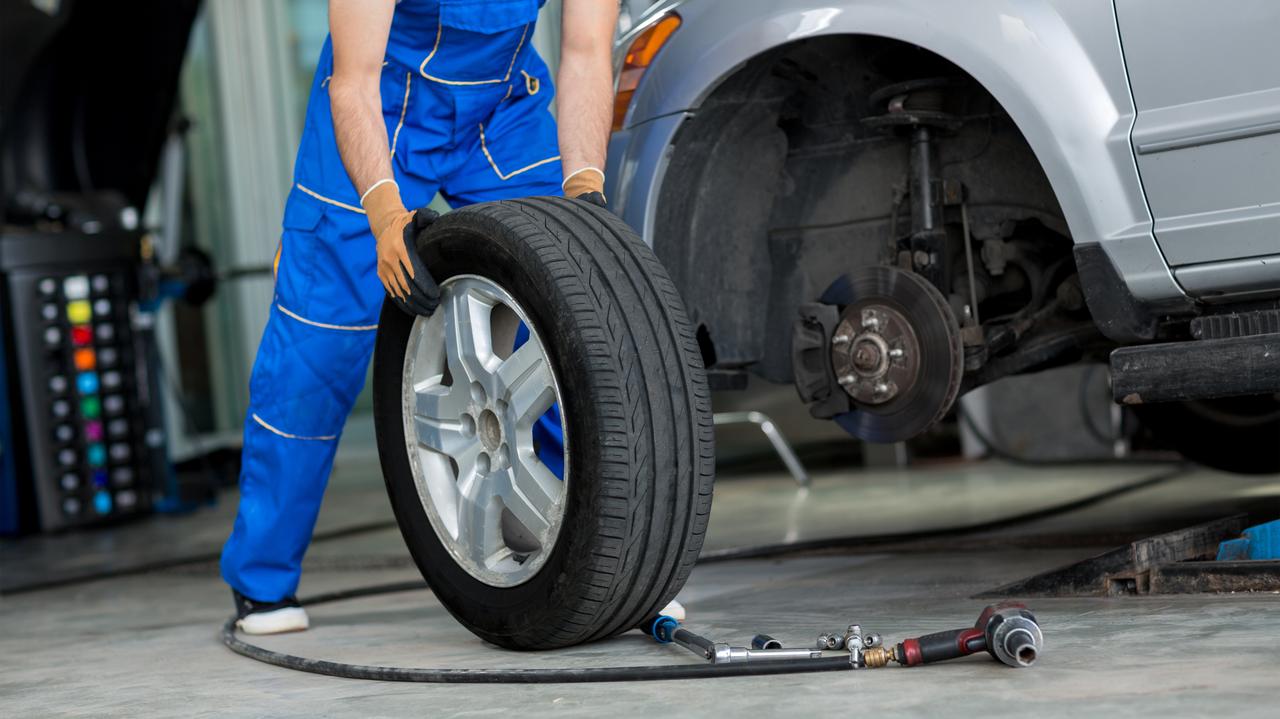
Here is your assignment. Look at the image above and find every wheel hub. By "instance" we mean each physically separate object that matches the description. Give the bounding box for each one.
[812,266,964,443]
[832,305,920,405]
[401,275,568,587]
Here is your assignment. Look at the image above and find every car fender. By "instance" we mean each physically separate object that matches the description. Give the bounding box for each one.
[617,0,1187,306]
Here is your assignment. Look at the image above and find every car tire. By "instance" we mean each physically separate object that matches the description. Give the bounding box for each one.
[1134,396,1280,474]
[372,197,714,649]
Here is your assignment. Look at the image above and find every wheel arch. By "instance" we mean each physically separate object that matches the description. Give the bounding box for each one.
[617,0,1186,308]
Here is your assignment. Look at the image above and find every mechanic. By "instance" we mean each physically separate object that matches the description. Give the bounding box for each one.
[221,0,627,634]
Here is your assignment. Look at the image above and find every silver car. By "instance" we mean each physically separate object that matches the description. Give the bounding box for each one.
[605,0,1280,473]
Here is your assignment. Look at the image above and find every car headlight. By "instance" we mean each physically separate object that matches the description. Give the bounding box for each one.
[612,7,682,131]
[616,0,674,35]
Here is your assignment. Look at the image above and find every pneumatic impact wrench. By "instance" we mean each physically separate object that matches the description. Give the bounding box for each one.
[868,601,1044,669]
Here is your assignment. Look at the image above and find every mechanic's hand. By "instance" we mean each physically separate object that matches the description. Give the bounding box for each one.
[364,181,415,298]
[373,212,416,298]
[363,181,440,316]
[390,208,441,317]
[563,167,606,207]
[576,191,607,208]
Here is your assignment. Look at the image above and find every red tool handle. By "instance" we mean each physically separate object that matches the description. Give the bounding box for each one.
[895,627,986,667]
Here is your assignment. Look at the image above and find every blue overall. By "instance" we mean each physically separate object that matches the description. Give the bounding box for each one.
[221,0,564,602]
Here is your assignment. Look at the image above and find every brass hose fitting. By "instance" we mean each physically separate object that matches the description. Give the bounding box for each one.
[862,646,895,668]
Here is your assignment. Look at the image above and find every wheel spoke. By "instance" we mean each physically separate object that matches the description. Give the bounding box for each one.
[414,381,468,421]
[456,471,504,565]
[444,288,495,384]
[500,341,554,425]
[412,386,471,456]
[412,416,470,457]
[500,454,559,537]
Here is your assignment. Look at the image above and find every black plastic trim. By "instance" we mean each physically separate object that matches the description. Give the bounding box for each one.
[1073,243,1162,343]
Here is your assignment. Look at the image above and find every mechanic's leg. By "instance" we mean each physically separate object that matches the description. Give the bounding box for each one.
[219,40,446,632]
[220,195,385,605]
[220,173,438,611]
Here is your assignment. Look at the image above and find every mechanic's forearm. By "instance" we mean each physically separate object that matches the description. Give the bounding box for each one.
[556,0,617,183]
[556,56,612,176]
[329,79,395,198]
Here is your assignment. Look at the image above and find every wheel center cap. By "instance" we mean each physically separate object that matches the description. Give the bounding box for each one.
[479,408,502,452]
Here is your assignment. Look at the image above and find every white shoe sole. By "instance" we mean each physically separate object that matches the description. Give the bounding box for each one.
[660,599,686,621]
[236,606,310,635]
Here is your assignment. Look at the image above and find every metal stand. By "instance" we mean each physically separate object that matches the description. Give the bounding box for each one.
[713,411,809,487]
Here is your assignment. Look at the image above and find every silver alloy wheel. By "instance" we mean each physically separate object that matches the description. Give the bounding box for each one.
[401,275,568,587]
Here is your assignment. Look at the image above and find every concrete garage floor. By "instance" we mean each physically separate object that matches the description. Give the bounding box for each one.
[3,423,1280,717]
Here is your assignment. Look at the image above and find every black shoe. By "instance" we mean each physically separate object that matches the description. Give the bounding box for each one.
[232,590,310,635]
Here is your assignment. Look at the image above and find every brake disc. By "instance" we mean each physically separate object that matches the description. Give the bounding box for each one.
[821,266,963,443]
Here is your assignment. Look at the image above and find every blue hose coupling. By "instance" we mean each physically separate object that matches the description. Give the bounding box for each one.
[648,615,679,643]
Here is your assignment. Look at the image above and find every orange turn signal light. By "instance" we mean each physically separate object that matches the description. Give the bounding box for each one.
[613,13,681,131]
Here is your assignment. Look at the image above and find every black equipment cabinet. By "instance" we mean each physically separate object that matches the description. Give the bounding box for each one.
[0,231,168,533]
[0,0,200,534]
